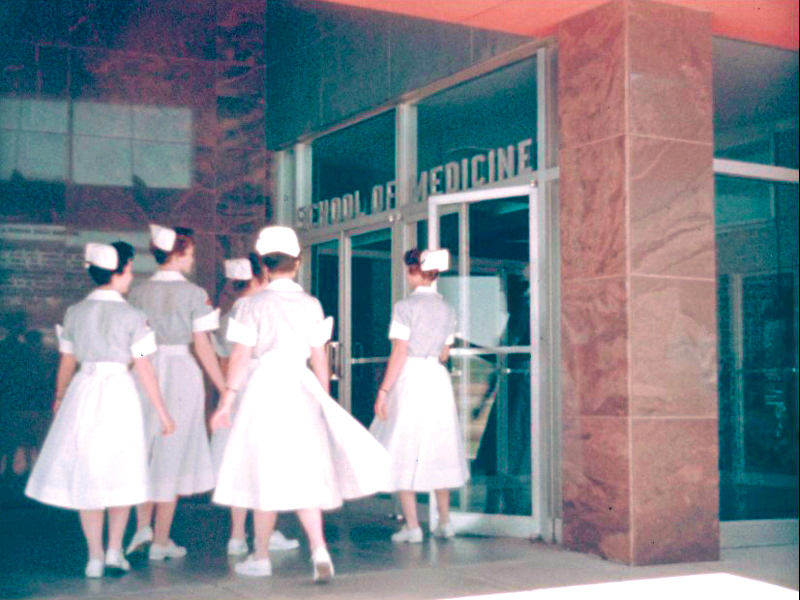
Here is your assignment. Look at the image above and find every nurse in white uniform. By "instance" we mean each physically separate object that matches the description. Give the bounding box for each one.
[370,248,469,543]
[25,242,175,578]
[211,226,389,582]
[126,225,226,560]
[211,255,299,555]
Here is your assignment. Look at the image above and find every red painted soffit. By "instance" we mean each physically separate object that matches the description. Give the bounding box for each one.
[317,0,799,51]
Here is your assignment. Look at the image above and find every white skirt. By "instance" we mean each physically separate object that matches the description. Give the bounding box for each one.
[369,357,469,492]
[213,355,390,512]
[143,346,215,501]
[25,362,150,510]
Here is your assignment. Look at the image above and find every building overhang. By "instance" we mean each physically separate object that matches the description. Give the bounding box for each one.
[317,0,798,50]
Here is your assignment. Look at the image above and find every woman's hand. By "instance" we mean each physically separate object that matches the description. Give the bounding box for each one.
[374,390,388,420]
[160,413,176,436]
[210,403,232,431]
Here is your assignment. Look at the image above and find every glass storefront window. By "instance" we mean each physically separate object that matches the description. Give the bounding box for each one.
[713,39,799,168]
[716,176,799,520]
[417,57,537,203]
[307,110,395,227]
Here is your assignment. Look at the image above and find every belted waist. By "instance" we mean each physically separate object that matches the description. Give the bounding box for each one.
[80,362,129,375]
[257,352,306,368]
[157,344,190,355]
[407,355,442,363]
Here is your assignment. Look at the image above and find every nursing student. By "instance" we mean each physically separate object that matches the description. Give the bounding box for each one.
[25,242,175,578]
[371,248,469,543]
[126,225,226,560]
[211,255,299,555]
[211,226,389,582]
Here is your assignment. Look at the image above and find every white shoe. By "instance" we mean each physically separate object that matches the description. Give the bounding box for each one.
[391,525,423,543]
[234,554,272,577]
[227,537,248,556]
[125,526,153,555]
[433,522,455,539]
[269,530,300,551]
[104,548,131,573]
[84,558,104,578]
[311,546,334,583]
[149,539,187,560]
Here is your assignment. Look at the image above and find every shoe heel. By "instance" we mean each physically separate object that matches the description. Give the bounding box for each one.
[313,560,333,583]
[311,547,334,583]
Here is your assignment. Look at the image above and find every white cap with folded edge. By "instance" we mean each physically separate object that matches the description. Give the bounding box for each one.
[84,243,118,271]
[255,226,301,257]
[225,258,253,281]
[149,224,176,252]
[421,248,450,272]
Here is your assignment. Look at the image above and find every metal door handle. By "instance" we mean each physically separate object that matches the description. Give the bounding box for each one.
[328,341,342,381]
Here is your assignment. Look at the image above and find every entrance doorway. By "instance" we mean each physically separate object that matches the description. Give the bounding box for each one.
[428,183,545,538]
[305,182,552,539]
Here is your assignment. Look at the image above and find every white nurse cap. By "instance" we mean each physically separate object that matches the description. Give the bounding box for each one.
[255,226,300,257]
[421,248,450,272]
[149,223,176,252]
[224,258,253,281]
[84,243,118,271]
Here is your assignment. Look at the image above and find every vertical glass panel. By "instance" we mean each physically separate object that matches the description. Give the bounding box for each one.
[714,38,799,168]
[73,102,132,138]
[715,175,773,227]
[19,132,68,181]
[417,57,537,204]
[717,177,799,520]
[350,228,392,426]
[133,141,192,188]
[0,98,22,129]
[72,136,132,186]
[311,239,340,401]
[20,100,68,133]
[440,196,532,516]
[132,106,192,143]
[311,110,395,225]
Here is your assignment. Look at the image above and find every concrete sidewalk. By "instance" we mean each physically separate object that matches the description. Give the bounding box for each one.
[1,490,797,600]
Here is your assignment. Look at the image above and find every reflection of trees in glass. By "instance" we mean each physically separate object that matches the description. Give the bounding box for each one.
[472,272,532,515]
[742,274,797,476]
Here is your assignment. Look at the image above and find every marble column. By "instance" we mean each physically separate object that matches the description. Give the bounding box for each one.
[559,0,718,565]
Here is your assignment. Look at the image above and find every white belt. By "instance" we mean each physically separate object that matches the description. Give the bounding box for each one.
[158,344,190,355]
[407,356,441,363]
[258,353,305,368]
[80,362,129,375]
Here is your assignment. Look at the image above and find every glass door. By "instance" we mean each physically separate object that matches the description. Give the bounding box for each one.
[347,228,393,427]
[429,184,545,538]
[310,239,341,401]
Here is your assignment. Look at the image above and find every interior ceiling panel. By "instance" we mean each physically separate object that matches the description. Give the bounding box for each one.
[316,0,799,50]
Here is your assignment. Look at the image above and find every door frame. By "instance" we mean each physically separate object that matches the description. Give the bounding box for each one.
[427,182,551,539]
[301,220,397,415]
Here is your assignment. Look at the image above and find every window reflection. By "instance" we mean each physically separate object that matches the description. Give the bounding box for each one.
[0,98,192,189]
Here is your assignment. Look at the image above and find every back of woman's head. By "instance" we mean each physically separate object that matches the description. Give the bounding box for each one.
[88,241,135,285]
[151,226,194,265]
[403,248,439,282]
[261,252,299,274]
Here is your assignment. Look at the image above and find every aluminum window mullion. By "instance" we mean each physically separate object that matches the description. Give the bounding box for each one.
[714,158,799,183]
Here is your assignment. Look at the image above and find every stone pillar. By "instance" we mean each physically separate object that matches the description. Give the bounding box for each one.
[559,0,718,565]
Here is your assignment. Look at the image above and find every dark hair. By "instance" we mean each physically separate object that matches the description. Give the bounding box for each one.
[151,226,195,265]
[403,248,439,282]
[248,252,263,279]
[88,241,135,286]
[261,252,299,274]
[230,252,265,293]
